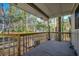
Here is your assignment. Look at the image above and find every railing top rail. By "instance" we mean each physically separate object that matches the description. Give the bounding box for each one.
[0,32,71,36]
[50,32,71,34]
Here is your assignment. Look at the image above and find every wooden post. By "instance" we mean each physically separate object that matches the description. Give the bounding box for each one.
[58,17,61,41]
[48,20,51,40]
[17,35,21,56]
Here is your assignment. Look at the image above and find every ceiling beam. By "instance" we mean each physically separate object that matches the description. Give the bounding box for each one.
[71,3,78,13]
[27,3,49,19]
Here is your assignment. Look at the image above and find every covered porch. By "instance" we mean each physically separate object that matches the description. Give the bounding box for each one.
[0,3,78,56]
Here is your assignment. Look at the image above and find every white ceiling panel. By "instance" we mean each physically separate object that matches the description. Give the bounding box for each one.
[13,3,77,20]
[34,3,74,17]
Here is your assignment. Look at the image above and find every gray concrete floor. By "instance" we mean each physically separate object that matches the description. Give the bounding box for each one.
[24,40,75,56]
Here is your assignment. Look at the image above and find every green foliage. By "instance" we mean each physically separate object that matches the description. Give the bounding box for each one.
[1,5,70,33]
[35,21,48,31]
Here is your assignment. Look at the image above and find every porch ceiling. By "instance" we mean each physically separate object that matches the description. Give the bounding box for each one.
[13,3,77,20]
[34,3,74,17]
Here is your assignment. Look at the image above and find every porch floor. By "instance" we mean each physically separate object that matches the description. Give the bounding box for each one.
[24,40,75,56]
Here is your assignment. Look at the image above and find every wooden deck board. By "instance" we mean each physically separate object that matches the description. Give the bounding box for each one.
[24,40,75,56]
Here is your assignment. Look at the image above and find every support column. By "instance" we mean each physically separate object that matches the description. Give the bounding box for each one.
[48,20,51,40]
[58,17,61,41]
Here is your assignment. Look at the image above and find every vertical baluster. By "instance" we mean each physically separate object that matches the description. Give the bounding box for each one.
[15,38,17,55]
[38,33,41,45]
[39,34,40,45]
[29,35,31,49]
[33,34,35,48]
[63,33,64,41]
[44,33,46,41]
[41,33,42,43]
[55,33,56,40]
[24,36,26,54]
[45,33,46,42]
[13,38,15,56]
[54,33,57,39]
[55,32,56,40]
[20,36,22,55]
[34,34,37,47]
[30,35,32,48]
[60,33,62,41]
[31,35,33,49]
[38,34,40,45]
[31,35,33,47]
[26,36,27,52]
[27,36,28,51]
[63,33,65,41]
[68,33,69,41]
[61,33,62,41]
[62,33,64,41]
[27,35,29,51]
[8,37,10,56]
[62,33,63,41]
[65,33,67,41]
[44,33,45,42]
[68,33,71,41]
[51,33,55,40]
[23,36,25,54]
[29,35,31,50]
[10,38,12,56]
[45,33,47,41]
[46,33,47,40]
[50,33,51,40]
[16,38,18,56]
[69,33,70,41]
[2,37,5,56]
[44,33,46,42]
[67,33,69,41]
[66,33,69,41]
[66,33,67,41]
[28,35,30,51]
[46,33,47,41]
[56,32,58,40]
[68,33,69,40]
[67,33,68,41]
[65,33,66,41]
[55,32,58,40]
[67,34,70,40]
[69,33,71,41]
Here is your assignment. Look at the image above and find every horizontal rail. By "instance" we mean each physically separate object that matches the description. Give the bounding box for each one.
[0,32,71,35]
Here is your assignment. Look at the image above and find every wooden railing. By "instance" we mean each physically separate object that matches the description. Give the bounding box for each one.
[0,32,71,56]
[50,32,71,41]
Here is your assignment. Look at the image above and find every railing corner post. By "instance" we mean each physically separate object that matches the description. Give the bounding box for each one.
[17,35,21,56]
